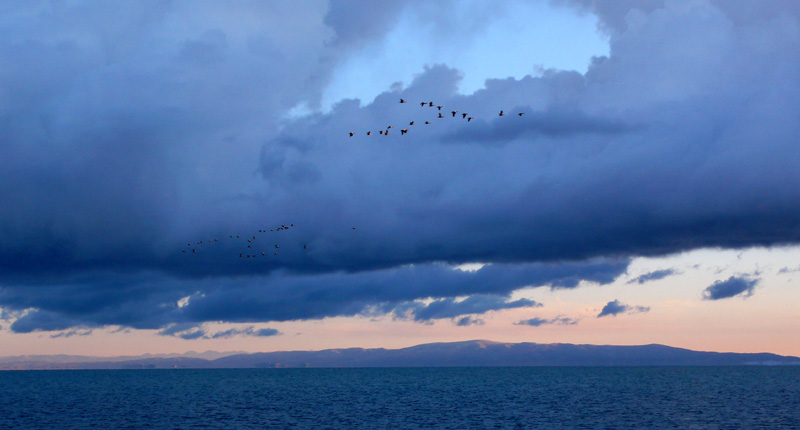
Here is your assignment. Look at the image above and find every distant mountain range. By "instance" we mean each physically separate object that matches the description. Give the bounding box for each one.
[2,340,798,370]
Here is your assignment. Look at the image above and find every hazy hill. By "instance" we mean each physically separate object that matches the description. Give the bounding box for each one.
[2,340,798,370]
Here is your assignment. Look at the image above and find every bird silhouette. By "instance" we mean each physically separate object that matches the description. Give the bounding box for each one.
[409,121,414,126]
[499,110,504,116]
[438,113,443,118]
[518,112,524,116]
[400,99,406,103]
[451,111,457,117]
[462,113,467,118]
[349,132,354,137]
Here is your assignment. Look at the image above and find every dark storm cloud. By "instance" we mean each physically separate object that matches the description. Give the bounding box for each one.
[181,260,625,325]
[627,269,677,285]
[597,300,649,318]
[3,259,626,333]
[247,2,800,275]
[1,1,799,333]
[702,276,757,300]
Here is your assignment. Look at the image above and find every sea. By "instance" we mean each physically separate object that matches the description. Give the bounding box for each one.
[2,367,799,429]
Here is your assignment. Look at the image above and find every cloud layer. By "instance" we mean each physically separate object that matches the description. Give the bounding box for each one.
[1,1,799,333]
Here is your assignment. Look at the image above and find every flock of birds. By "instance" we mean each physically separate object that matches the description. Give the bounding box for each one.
[185,98,523,259]
[182,224,358,259]
[348,98,525,138]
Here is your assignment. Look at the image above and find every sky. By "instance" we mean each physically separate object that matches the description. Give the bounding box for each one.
[2,0,800,357]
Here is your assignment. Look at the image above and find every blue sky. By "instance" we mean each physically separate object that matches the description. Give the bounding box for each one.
[1,0,800,356]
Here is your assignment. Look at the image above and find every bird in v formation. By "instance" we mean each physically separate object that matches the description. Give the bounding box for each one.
[182,224,359,259]
[349,99,526,137]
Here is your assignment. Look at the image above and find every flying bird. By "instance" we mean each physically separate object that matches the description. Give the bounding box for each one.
[499,110,504,116]
[349,132,354,137]
[400,99,406,103]
[462,113,467,118]
[467,117,472,122]
[438,113,443,118]
[437,106,442,110]
[451,111,457,117]
[518,112,524,116]
[409,121,414,125]
[367,131,372,136]
[420,102,426,107]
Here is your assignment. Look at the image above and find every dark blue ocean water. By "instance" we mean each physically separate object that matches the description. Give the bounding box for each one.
[1,367,799,429]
